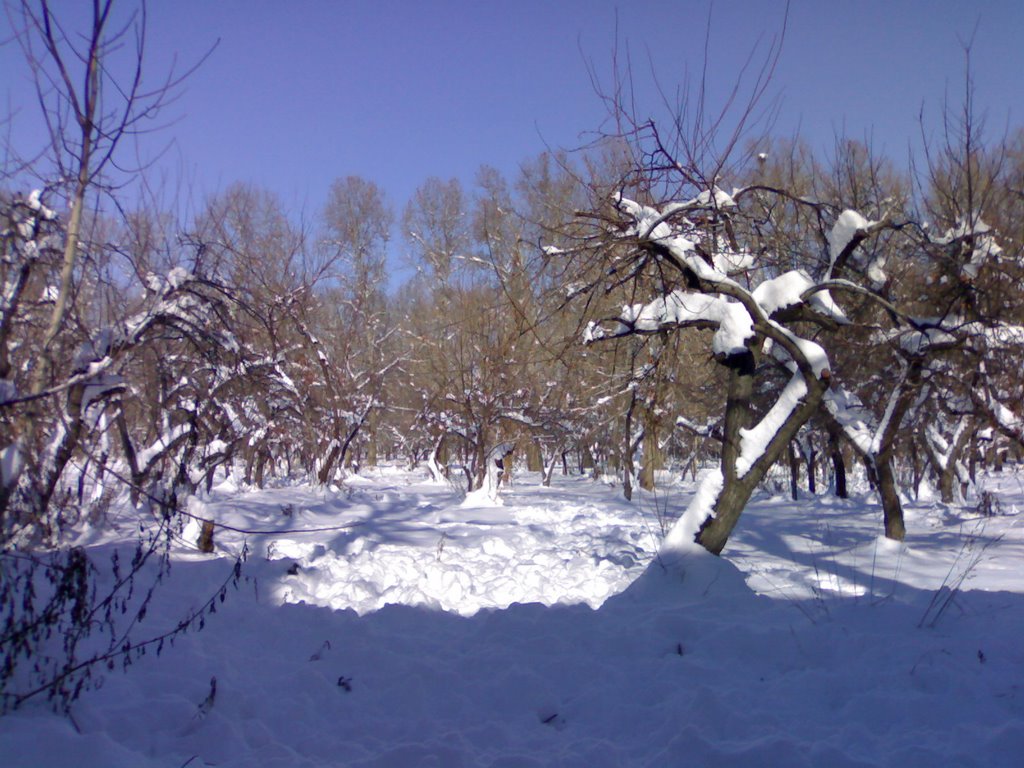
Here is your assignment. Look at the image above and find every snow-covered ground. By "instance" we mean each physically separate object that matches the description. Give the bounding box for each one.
[3,466,1024,767]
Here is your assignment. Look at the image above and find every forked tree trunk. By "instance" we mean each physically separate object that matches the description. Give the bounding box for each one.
[696,355,830,555]
[870,360,923,539]
[542,450,559,487]
[540,443,564,487]
[317,404,374,485]
[425,434,446,483]
[695,355,754,554]
[937,424,973,504]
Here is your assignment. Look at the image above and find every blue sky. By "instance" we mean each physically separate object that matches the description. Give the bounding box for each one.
[3,1,1023,247]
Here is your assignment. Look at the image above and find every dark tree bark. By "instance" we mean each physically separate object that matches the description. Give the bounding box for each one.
[875,457,906,540]
[640,409,662,492]
[696,352,830,555]
[828,426,848,499]
[788,441,800,501]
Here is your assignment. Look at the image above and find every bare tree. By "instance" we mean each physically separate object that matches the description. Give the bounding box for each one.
[315,176,397,480]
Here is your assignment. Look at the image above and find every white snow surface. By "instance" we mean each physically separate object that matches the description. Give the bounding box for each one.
[4,465,1024,767]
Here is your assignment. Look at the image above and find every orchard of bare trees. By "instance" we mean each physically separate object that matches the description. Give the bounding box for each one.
[3,0,1024,710]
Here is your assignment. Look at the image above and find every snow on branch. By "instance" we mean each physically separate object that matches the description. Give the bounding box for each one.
[822,385,876,459]
[752,270,845,322]
[613,195,738,289]
[932,217,1003,280]
[585,290,751,357]
[735,370,808,478]
[826,209,892,283]
[972,383,1024,447]
[828,210,875,264]
[675,415,722,441]
[661,467,724,555]
[591,196,846,383]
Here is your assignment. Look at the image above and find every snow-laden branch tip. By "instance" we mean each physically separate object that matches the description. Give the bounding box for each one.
[932,217,1003,280]
[614,194,738,289]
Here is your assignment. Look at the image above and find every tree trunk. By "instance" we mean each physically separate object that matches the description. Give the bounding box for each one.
[875,457,906,540]
[580,445,594,473]
[197,519,216,553]
[254,449,267,489]
[526,442,543,472]
[116,409,142,506]
[317,442,342,485]
[639,410,662,491]
[830,432,847,499]
[318,404,375,485]
[696,355,829,555]
[940,424,973,504]
[468,424,489,491]
[863,458,877,491]
[622,395,637,500]
[542,450,559,487]
[695,354,755,554]
[938,461,956,504]
[425,435,446,483]
[911,437,924,500]
[788,441,800,501]
[366,417,379,467]
[696,471,761,555]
